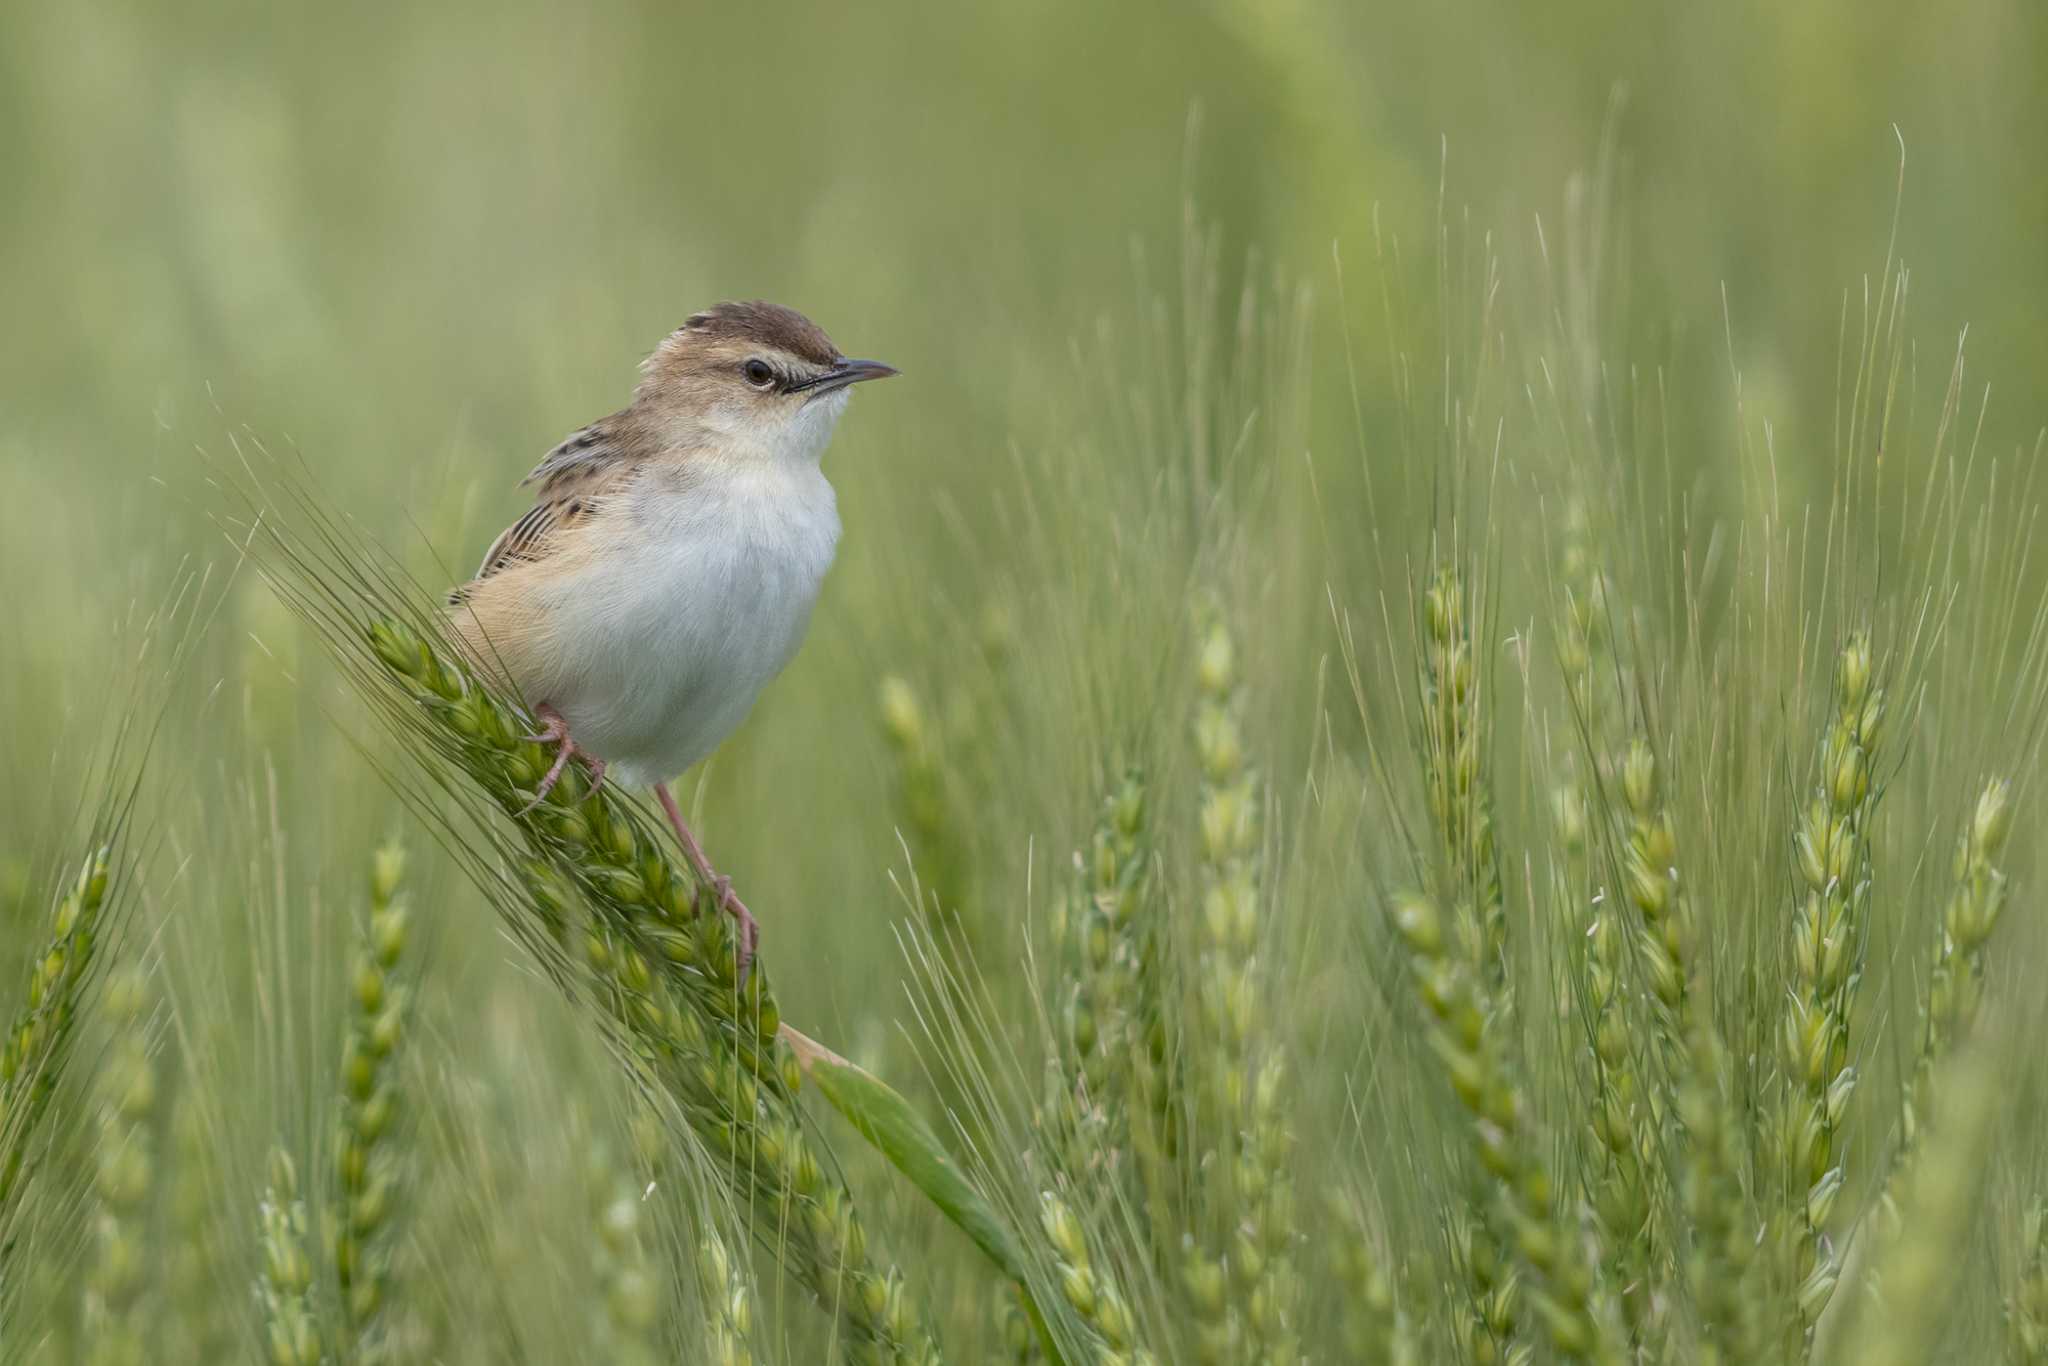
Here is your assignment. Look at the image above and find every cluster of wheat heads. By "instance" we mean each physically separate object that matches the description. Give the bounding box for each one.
[1329,497,2045,1366]
[996,221,2040,1366]
[873,473,2045,1366]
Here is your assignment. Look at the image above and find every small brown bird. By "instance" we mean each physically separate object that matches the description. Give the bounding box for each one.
[452,301,897,972]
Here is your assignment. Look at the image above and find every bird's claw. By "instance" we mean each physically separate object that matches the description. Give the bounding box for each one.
[711,877,759,984]
[518,705,606,813]
[652,782,761,987]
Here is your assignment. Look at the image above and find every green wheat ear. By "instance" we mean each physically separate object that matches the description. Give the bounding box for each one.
[1045,768,1156,1185]
[330,838,416,1360]
[878,673,974,933]
[1835,1041,2001,1366]
[1039,1191,1158,1366]
[1882,777,2017,1228]
[1411,560,1536,1366]
[1182,598,1299,1366]
[259,1148,322,1366]
[1390,887,1623,1366]
[695,1227,758,1366]
[2010,1199,2048,1362]
[1543,494,1669,1350]
[1772,631,1888,1341]
[0,846,115,1226]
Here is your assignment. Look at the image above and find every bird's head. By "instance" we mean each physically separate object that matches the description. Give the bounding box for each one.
[635,301,897,465]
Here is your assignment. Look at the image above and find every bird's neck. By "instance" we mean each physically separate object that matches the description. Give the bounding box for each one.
[645,390,851,474]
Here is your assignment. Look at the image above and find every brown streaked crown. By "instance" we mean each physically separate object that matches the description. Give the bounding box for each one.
[676,301,841,368]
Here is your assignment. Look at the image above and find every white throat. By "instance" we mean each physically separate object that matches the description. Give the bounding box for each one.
[776,388,852,465]
[708,388,851,470]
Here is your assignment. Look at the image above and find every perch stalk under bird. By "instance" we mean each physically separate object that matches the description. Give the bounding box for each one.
[450,301,898,975]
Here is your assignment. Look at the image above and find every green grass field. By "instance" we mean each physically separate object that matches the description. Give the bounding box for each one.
[3,2,2046,1362]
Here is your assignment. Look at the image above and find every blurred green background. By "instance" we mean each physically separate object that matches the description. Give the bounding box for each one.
[2,0,2046,1359]
[5,0,2044,499]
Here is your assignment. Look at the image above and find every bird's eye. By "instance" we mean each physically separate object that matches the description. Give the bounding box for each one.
[742,359,776,389]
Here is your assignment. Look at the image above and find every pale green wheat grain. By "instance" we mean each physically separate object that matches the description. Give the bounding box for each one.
[696,1227,760,1366]
[1616,739,1702,1065]
[878,675,975,936]
[1577,883,1655,1346]
[1,847,113,1222]
[2009,1199,2048,1363]
[1881,777,2015,1232]
[259,1148,322,1366]
[1833,1042,1999,1366]
[1390,889,1623,1366]
[1045,770,1156,1185]
[1041,1192,1157,1366]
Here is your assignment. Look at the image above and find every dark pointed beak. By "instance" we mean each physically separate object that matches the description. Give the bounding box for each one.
[802,357,899,397]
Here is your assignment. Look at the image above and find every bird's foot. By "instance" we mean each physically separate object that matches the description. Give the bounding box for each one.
[519,704,606,812]
[710,876,760,984]
[654,781,760,985]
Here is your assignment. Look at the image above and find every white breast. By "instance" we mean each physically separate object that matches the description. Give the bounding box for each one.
[538,459,840,786]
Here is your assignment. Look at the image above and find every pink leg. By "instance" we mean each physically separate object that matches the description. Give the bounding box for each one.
[654,780,759,981]
[519,704,606,812]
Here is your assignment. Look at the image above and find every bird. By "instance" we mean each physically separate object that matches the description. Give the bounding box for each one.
[449,300,897,976]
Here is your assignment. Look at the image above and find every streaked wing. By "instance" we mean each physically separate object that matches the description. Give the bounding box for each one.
[458,415,635,590]
[523,413,631,495]
[470,500,576,580]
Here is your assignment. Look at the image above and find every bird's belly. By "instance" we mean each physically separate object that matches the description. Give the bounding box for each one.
[538,494,836,784]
